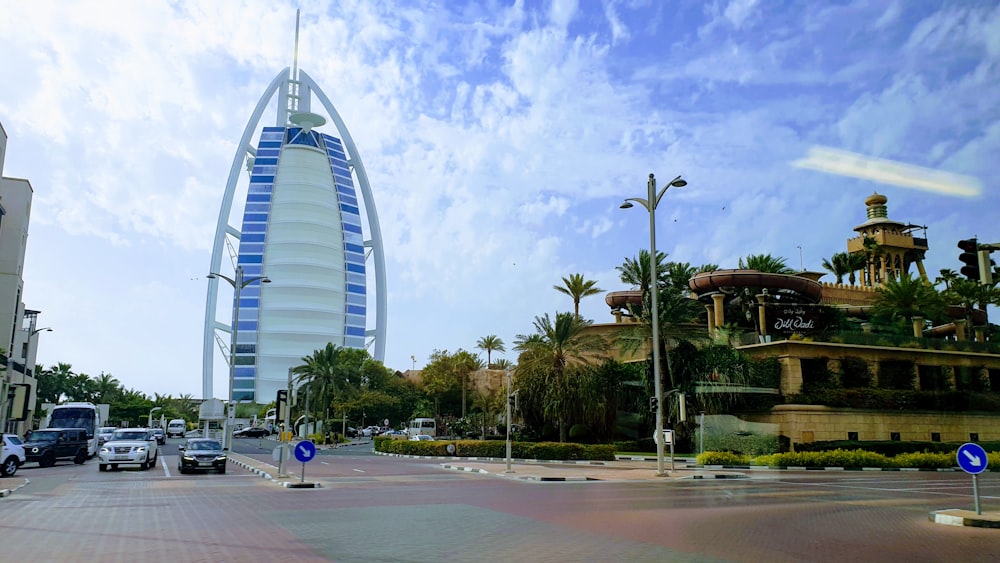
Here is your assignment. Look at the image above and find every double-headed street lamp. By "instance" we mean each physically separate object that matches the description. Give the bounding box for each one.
[208,266,271,450]
[621,172,687,476]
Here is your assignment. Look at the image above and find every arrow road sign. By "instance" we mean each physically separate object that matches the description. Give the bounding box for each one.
[957,442,988,475]
[294,440,317,463]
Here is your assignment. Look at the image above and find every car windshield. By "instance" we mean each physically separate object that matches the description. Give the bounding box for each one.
[112,431,149,441]
[186,441,222,451]
[100,427,117,434]
[29,431,60,443]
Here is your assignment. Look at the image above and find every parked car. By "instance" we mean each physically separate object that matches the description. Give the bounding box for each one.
[2,434,26,477]
[152,428,166,445]
[98,428,159,471]
[23,428,90,467]
[409,434,435,441]
[177,438,227,474]
[233,427,269,438]
[98,426,118,446]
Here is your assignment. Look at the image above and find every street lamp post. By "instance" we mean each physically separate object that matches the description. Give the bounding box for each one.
[621,172,687,476]
[208,265,271,451]
[148,407,162,429]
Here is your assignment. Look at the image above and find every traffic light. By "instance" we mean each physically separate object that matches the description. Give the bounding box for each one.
[649,396,659,411]
[508,393,517,410]
[958,238,980,281]
[958,238,997,284]
[276,389,288,422]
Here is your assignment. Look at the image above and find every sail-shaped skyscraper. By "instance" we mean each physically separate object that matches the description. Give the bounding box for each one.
[202,20,386,404]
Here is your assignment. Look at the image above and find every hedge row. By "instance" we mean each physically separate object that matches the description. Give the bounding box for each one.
[374,437,615,461]
[786,389,1000,411]
[795,440,1000,457]
[697,448,1000,469]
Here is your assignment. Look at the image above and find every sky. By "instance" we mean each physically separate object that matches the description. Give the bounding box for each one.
[1,0,998,400]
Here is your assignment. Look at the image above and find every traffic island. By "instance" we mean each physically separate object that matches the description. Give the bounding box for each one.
[930,509,1000,529]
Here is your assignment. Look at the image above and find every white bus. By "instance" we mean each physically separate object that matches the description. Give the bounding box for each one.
[407,418,436,437]
[43,402,104,457]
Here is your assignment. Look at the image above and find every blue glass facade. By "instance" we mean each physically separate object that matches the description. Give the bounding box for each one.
[230,126,366,402]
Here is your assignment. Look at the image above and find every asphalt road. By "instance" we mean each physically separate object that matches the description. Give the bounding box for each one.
[1,437,998,562]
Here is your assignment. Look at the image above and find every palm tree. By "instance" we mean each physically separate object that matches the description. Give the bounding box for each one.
[871,272,945,325]
[822,252,852,284]
[492,358,514,370]
[294,343,353,434]
[514,312,608,442]
[475,334,506,367]
[92,372,122,404]
[936,269,960,292]
[617,250,668,294]
[738,253,794,273]
[845,252,868,285]
[553,273,603,317]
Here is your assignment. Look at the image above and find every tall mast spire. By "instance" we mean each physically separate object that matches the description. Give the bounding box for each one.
[292,9,300,82]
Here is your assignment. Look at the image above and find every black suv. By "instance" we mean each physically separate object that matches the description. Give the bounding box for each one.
[24,428,90,467]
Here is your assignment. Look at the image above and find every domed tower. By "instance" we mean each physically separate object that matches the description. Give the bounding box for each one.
[846,193,928,287]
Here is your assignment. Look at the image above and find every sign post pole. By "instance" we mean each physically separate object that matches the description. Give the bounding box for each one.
[956,442,988,515]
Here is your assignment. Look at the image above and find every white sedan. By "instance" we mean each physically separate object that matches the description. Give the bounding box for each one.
[409,434,435,441]
[98,428,159,471]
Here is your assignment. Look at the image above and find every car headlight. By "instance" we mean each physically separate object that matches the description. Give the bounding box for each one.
[215,455,227,461]
[183,455,195,461]
[100,447,111,454]
[136,446,147,452]
[31,447,39,453]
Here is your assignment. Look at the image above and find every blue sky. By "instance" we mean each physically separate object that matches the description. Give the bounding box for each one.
[1,0,997,399]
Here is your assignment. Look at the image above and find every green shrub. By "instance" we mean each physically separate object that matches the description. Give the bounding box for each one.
[697,451,749,466]
[703,433,781,456]
[374,439,615,461]
[753,449,890,468]
[891,452,953,469]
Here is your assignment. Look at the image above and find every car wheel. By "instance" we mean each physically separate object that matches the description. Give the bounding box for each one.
[40,451,56,468]
[178,467,187,474]
[1,456,18,477]
[74,450,87,465]
[99,463,107,472]
[110,464,119,471]
[218,466,226,474]
[150,455,157,468]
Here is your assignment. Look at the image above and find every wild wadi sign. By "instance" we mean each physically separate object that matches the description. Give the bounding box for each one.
[767,305,821,334]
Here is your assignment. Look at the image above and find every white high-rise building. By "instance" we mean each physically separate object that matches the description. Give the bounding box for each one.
[202,34,386,404]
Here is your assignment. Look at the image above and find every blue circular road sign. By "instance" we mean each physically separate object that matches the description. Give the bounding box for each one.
[956,442,988,475]
[294,439,317,463]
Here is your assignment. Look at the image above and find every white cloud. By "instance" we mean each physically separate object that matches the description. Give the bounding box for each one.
[1,0,995,398]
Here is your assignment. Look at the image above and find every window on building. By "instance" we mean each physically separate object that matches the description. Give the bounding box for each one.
[848,432,859,441]
[931,432,941,442]
[890,432,900,441]
[970,433,979,442]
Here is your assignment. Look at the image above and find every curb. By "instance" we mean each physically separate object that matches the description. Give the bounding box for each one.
[930,509,1000,529]
[702,464,961,472]
[226,456,273,480]
[227,455,322,489]
[441,464,594,481]
[0,477,29,498]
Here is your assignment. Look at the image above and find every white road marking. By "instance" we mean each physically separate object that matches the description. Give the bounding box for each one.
[353,468,365,473]
[162,459,172,477]
[321,461,329,465]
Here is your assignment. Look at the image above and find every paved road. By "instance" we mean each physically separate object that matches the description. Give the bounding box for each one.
[1,439,998,562]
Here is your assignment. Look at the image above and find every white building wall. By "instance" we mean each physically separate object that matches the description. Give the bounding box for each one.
[256,144,347,400]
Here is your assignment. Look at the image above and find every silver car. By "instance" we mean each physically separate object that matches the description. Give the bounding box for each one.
[98,428,159,471]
